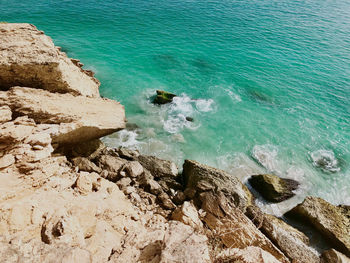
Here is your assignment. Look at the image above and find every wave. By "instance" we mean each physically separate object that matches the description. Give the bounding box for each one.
[310,149,340,173]
[251,144,281,173]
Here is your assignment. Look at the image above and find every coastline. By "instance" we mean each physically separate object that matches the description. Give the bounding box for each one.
[0,23,349,263]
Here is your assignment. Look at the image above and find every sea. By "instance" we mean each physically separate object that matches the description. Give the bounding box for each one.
[1,0,349,214]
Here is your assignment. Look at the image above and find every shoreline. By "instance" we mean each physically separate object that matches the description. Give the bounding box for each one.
[0,23,349,263]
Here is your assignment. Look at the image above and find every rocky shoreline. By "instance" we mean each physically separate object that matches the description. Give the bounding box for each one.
[0,23,349,263]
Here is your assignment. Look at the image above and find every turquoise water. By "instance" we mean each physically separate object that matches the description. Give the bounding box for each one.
[1,0,349,211]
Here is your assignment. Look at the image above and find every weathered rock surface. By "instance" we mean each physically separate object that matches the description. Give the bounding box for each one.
[171,201,203,230]
[0,87,125,145]
[0,105,12,123]
[183,159,253,211]
[152,90,176,104]
[286,197,350,257]
[248,174,299,203]
[321,249,350,263]
[215,246,283,263]
[0,23,100,97]
[247,206,320,263]
[137,154,178,179]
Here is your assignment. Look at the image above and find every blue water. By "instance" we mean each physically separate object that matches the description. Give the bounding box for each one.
[1,0,349,212]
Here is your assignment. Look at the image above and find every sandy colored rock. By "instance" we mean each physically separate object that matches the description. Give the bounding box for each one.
[0,23,99,97]
[215,246,283,263]
[286,197,350,257]
[0,105,11,123]
[0,87,125,145]
[0,154,15,169]
[321,249,350,263]
[171,201,203,230]
[183,159,253,211]
[123,161,144,178]
[137,154,178,179]
[247,206,319,263]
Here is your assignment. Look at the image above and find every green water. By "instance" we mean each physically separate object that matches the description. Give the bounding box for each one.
[1,0,349,212]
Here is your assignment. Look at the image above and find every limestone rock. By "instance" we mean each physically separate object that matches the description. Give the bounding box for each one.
[96,154,127,181]
[321,249,350,263]
[0,105,11,123]
[0,154,15,169]
[123,161,143,178]
[215,246,283,263]
[137,154,178,179]
[171,201,203,229]
[152,90,176,104]
[183,159,253,211]
[116,147,139,160]
[72,157,102,173]
[246,206,320,263]
[248,174,299,203]
[0,87,125,145]
[286,197,350,257]
[0,23,100,97]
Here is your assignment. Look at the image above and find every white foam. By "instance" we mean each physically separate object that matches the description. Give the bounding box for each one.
[103,129,139,148]
[252,144,281,173]
[195,98,215,112]
[225,88,242,102]
[310,149,340,173]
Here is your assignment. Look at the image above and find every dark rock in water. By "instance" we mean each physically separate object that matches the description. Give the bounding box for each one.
[152,90,176,105]
[248,174,299,203]
[126,122,140,131]
[285,196,350,257]
[246,205,320,263]
[321,249,350,263]
[185,116,194,122]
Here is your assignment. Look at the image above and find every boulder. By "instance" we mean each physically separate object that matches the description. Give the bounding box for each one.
[0,87,125,145]
[0,154,15,169]
[248,174,299,203]
[122,161,143,178]
[183,159,253,211]
[115,147,139,160]
[215,246,283,263]
[72,157,102,173]
[285,197,350,257]
[0,105,11,123]
[0,23,100,97]
[199,191,289,262]
[171,201,203,230]
[137,155,178,179]
[152,90,176,104]
[246,206,320,263]
[321,249,350,263]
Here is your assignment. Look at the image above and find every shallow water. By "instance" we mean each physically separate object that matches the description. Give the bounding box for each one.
[2,0,349,211]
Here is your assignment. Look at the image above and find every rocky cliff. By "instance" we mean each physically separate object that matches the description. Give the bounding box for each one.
[0,23,349,263]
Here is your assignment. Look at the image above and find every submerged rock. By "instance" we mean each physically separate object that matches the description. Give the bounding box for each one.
[285,196,350,257]
[248,174,299,203]
[152,90,176,104]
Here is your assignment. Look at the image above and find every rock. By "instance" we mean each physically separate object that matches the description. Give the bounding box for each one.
[158,192,176,210]
[199,191,289,263]
[0,105,11,123]
[248,174,299,203]
[0,154,15,169]
[96,154,127,181]
[183,159,253,211]
[246,206,320,263]
[158,177,183,192]
[116,177,132,190]
[0,87,125,145]
[215,246,283,263]
[62,139,105,159]
[171,201,203,230]
[137,155,178,179]
[321,249,350,263]
[152,90,176,104]
[285,197,350,257]
[123,161,143,178]
[115,147,139,160]
[74,172,95,195]
[0,23,100,97]
[186,116,194,122]
[72,157,102,173]
[172,191,186,205]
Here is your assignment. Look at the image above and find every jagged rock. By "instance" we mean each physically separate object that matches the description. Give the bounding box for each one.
[246,206,320,263]
[116,147,139,160]
[61,139,105,159]
[73,172,99,195]
[172,191,186,205]
[171,201,203,230]
[248,174,299,203]
[199,191,289,262]
[122,161,143,178]
[0,23,100,97]
[0,154,15,169]
[137,154,178,179]
[286,197,350,257]
[72,157,102,173]
[96,154,127,181]
[0,105,11,123]
[116,177,132,190]
[158,192,176,210]
[0,87,125,145]
[152,90,176,104]
[158,177,183,193]
[215,246,283,263]
[183,159,253,211]
[321,249,350,263]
